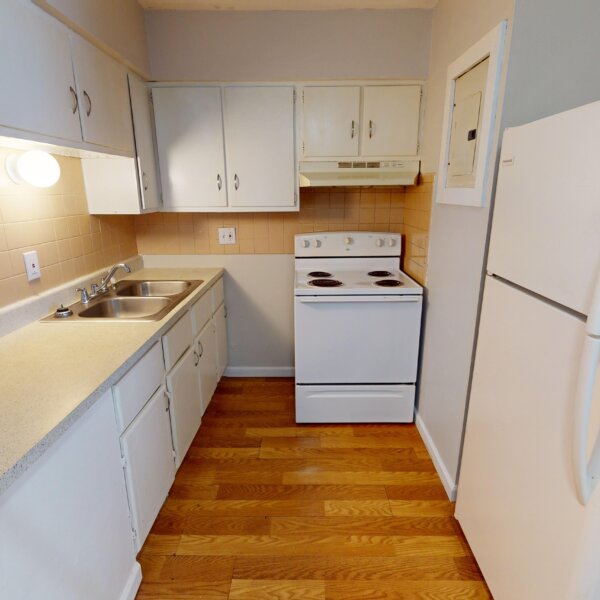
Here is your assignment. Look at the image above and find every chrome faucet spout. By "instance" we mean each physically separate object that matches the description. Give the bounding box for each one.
[97,263,132,293]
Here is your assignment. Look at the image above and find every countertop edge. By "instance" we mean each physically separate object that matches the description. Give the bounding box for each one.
[0,267,224,494]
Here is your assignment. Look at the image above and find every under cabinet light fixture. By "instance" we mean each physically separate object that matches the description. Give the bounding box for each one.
[5,150,61,188]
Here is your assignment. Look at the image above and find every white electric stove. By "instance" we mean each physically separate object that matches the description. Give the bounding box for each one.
[294,232,423,423]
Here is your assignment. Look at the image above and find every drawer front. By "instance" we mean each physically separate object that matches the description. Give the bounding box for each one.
[190,290,212,336]
[113,342,164,433]
[211,277,224,314]
[162,311,193,371]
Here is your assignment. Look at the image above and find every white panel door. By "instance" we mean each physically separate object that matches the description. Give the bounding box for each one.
[120,385,175,550]
[196,319,218,414]
[215,302,228,380]
[488,101,600,316]
[361,86,421,157]
[0,390,138,600]
[153,87,227,210]
[166,347,202,468]
[70,34,134,153]
[224,86,296,208]
[0,0,82,142]
[128,74,162,212]
[302,86,360,157]
[456,276,600,600]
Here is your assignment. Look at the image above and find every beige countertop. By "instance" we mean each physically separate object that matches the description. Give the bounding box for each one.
[0,267,223,494]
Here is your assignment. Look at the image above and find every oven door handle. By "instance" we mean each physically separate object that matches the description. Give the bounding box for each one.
[297,296,421,303]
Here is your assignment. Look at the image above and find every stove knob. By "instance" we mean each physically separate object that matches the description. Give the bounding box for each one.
[301,239,310,248]
[387,238,396,247]
[375,238,384,247]
[315,239,322,248]
[344,236,353,245]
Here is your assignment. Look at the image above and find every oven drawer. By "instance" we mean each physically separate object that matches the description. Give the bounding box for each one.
[294,295,422,384]
[295,384,415,423]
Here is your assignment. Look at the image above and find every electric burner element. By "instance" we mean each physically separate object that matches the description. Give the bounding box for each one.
[375,279,403,287]
[367,270,392,277]
[308,271,333,278]
[308,279,343,287]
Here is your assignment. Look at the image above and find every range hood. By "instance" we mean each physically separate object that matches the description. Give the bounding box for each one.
[299,160,420,187]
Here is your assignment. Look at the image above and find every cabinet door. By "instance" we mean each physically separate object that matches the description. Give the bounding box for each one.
[128,74,162,212]
[0,391,138,600]
[215,302,228,381]
[70,33,134,153]
[166,347,202,468]
[361,86,421,157]
[120,385,175,550]
[302,86,360,157]
[224,86,296,208]
[0,0,82,142]
[196,320,218,415]
[153,87,227,210]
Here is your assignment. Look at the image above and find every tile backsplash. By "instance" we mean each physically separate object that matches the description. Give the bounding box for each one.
[135,174,433,284]
[0,149,138,309]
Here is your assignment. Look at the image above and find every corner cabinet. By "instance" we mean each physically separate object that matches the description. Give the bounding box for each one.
[301,83,422,160]
[152,85,298,212]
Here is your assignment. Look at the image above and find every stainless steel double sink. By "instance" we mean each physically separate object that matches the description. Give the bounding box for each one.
[43,279,203,322]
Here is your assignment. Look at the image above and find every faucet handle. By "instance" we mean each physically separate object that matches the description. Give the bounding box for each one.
[75,287,90,304]
[90,283,100,296]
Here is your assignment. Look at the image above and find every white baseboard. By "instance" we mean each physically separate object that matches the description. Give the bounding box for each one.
[415,412,457,501]
[120,561,142,600]
[224,366,295,377]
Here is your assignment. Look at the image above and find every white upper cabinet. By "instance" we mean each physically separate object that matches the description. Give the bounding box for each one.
[0,0,81,142]
[301,83,422,160]
[302,86,360,158]
[361,85,421,157]
[70,34,134,153]
[224,86,296,209]
[128,74,162,212]
[153,87,227,210]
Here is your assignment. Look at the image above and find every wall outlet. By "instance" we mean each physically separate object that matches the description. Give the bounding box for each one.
[23,250,41,281]
[218,227,237,245]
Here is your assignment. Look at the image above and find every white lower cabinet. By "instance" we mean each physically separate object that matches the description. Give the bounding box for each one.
[215,302,228,380]
[166,346,202,468]
[196,319,218,414]
[0,390,140,600]
[120,385,175,551]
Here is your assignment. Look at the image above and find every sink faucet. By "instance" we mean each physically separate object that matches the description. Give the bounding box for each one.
[97,263,132,294]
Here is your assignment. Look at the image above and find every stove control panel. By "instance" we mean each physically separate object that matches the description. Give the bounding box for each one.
[295,232,402,258]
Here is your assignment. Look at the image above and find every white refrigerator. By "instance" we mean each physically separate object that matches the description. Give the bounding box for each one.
[456,101,600,599]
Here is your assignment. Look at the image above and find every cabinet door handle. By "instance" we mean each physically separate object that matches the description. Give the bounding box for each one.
[142,172,149,191]
[69,86,79,114]
[234,174,239,190]
[369,120,373,138]
[217,174,222,190]
[351,120,355,139]
[193,350,200,367]
[83,90,92,116]
[198,341,204,358]
[224,306,228,318]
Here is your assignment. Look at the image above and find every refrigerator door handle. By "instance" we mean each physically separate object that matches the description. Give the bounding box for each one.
[573,333,600,505]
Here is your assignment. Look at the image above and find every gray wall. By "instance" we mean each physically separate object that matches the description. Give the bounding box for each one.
[145,9,432,80]
[415,0,515,498]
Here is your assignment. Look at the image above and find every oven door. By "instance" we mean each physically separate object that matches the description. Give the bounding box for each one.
[294,295,422,384]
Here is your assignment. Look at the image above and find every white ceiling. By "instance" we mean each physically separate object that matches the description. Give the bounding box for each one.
[139,0,438,10]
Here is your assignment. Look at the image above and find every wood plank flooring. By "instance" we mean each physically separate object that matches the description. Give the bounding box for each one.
[135,377,490,600]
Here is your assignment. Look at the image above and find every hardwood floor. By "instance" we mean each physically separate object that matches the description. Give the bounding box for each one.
[135,377,490,599]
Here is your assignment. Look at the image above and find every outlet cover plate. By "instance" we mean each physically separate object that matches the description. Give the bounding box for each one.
[218,227,236,245]
[23,250,41,281]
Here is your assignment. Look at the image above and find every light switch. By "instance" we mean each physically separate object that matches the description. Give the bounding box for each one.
[218,227,236,245]
[23,250,41,281]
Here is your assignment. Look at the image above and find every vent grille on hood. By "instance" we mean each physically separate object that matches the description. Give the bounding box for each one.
[299,160,420,187]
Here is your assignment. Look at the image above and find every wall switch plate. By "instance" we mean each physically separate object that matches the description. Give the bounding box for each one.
[23,250,41,281]
[218,227,237,245]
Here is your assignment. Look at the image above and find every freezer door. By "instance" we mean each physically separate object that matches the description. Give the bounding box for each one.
[456,276,600,600]
[488,101,600,315]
